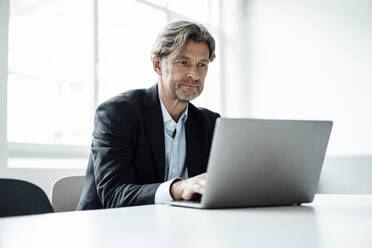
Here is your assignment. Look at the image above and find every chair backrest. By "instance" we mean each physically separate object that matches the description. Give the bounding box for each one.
[317,156,372,194]
[0,178,54,217]
[52,176,85,212]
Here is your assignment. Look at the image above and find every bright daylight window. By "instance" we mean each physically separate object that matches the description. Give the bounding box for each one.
[7,0,221,168]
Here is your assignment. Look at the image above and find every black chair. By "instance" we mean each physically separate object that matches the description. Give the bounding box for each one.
[0,178,54,217]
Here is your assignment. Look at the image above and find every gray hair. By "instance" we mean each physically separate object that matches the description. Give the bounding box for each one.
[151,20,216,62]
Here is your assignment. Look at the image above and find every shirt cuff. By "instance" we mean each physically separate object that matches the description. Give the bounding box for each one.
[154,178,180,204]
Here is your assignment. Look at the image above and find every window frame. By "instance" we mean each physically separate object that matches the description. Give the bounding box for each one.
[0,0,9,173]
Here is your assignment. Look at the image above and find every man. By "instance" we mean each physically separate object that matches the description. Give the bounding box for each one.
[77,20,220,209]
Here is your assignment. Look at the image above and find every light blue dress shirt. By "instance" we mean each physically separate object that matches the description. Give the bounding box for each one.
[154,97,188,204]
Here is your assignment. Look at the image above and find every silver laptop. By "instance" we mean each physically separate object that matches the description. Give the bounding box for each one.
[169,118,333,209]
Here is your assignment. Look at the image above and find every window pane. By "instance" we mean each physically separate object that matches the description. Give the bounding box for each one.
[166,0,219,26]
[98,0,167,103]
[8,0,92,146]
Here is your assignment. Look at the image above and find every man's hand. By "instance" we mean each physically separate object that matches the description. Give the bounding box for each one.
[170,173,207,201]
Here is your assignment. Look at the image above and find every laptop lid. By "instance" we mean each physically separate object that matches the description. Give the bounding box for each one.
[191,118,333,208]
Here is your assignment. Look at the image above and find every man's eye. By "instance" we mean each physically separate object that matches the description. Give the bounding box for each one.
[199,63,207,68]
[179,61,187,65]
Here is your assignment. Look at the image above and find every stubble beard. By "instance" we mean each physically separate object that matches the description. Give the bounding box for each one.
[174,80,203,102]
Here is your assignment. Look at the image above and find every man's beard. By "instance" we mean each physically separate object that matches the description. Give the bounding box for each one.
[174,80,203,101]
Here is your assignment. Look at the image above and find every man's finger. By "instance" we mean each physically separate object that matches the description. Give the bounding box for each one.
[198,179,207,187]
[192,182,205,194]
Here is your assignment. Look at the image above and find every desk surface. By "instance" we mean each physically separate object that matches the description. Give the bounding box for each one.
[0,194,371,248]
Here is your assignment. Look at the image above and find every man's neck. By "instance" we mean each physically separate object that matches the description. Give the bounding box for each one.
[158,88,187,123]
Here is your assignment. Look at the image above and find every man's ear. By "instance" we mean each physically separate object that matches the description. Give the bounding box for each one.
[152,57,162,76]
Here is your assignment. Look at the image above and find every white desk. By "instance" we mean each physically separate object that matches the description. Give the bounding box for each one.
[0,195,371,248]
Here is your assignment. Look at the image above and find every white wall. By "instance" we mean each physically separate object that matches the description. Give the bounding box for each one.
[222,0,372,157]
[219,0,253,116]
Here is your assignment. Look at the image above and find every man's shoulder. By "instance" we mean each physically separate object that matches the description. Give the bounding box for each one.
[188,104,220,129]
[97,84,159,117]
[190,104,220,120]
[100,88,147,109]
[197,106,220,118]
[93,87,158,130]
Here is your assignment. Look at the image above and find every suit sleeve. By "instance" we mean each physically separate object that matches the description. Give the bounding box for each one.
[91,101,160,208]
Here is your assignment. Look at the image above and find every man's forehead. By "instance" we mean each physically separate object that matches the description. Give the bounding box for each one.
[166,40,209,59]
[174,54,209,62]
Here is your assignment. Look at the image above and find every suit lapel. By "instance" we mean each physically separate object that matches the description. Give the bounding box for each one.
[142,85,165,180]
[142,85,203,179]
[185,105,203,177]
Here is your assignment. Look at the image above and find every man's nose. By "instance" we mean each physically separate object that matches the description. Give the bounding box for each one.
[186,67,200,80]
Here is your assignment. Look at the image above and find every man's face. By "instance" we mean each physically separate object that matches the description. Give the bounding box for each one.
[156,40,210,102]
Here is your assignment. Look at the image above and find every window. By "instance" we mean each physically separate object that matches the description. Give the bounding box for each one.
[8,0,93,146]
[7,0,221,168]
[98,0,167,102]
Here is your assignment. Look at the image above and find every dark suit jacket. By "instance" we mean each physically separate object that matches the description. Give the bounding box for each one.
[77,84,220,210]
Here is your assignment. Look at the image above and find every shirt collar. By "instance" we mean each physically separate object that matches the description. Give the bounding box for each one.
[159,95,188,124]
